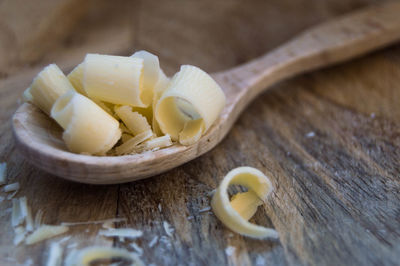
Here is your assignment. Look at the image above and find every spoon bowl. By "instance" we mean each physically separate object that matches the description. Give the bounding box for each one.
[12,2,400,184]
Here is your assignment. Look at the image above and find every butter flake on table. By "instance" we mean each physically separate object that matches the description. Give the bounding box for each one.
[99,228,143,240]
[163,221,174,237]
[25,225,69,245]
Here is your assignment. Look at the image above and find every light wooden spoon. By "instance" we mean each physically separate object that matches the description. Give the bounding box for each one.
[12,2,400,184]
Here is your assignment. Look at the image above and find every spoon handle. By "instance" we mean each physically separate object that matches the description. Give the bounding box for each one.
[218,1,400,115]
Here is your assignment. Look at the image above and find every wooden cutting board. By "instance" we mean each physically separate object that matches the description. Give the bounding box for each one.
[0,0,399,265]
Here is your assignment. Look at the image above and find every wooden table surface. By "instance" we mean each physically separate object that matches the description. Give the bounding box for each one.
[1,0,399,265]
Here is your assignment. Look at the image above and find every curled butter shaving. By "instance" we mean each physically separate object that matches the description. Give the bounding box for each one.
[230,190,263,221]
[121,133,133,143]
[51,91,121,155]
[65,246,144,266]
[155,65,225,144]
[178,118,204,145]
[131,50,161,106]
[115,130,153,155]
[83,54,147,107]
[114,105,152,136]
[29,64,75,115]
[133,134,172,153]
[131,105,153,125]
[67,62,86,96]
[211,167,279,239]
[67,62,118,117]
[128,51,161,126]
[152,69,170,136]
[91,99,115,117]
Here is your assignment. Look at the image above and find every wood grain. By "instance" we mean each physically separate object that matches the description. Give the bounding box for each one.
[0,0,89,75]
[1,0,399,265]
[12,2,400,184]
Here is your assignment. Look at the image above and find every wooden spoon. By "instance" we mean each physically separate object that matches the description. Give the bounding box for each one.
[12,2,400,184]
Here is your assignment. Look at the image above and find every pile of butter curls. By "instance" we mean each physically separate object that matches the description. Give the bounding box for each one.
[23,51,226,155]
[23,52,279,240]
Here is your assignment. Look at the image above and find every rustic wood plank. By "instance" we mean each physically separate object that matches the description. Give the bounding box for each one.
[0,68,120,265]
[0,0,137,263]
[39,0,137,67]
[15,1,400,184]
[115,1,399,265]
[1,0,399,265]
[135,0,373,75]
[0,0,90,74]
[0,0,136,78]
[251,67,400,265]
[114,48,400,265]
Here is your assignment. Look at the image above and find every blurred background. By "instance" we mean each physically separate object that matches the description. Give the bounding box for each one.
[0,0,379,78]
